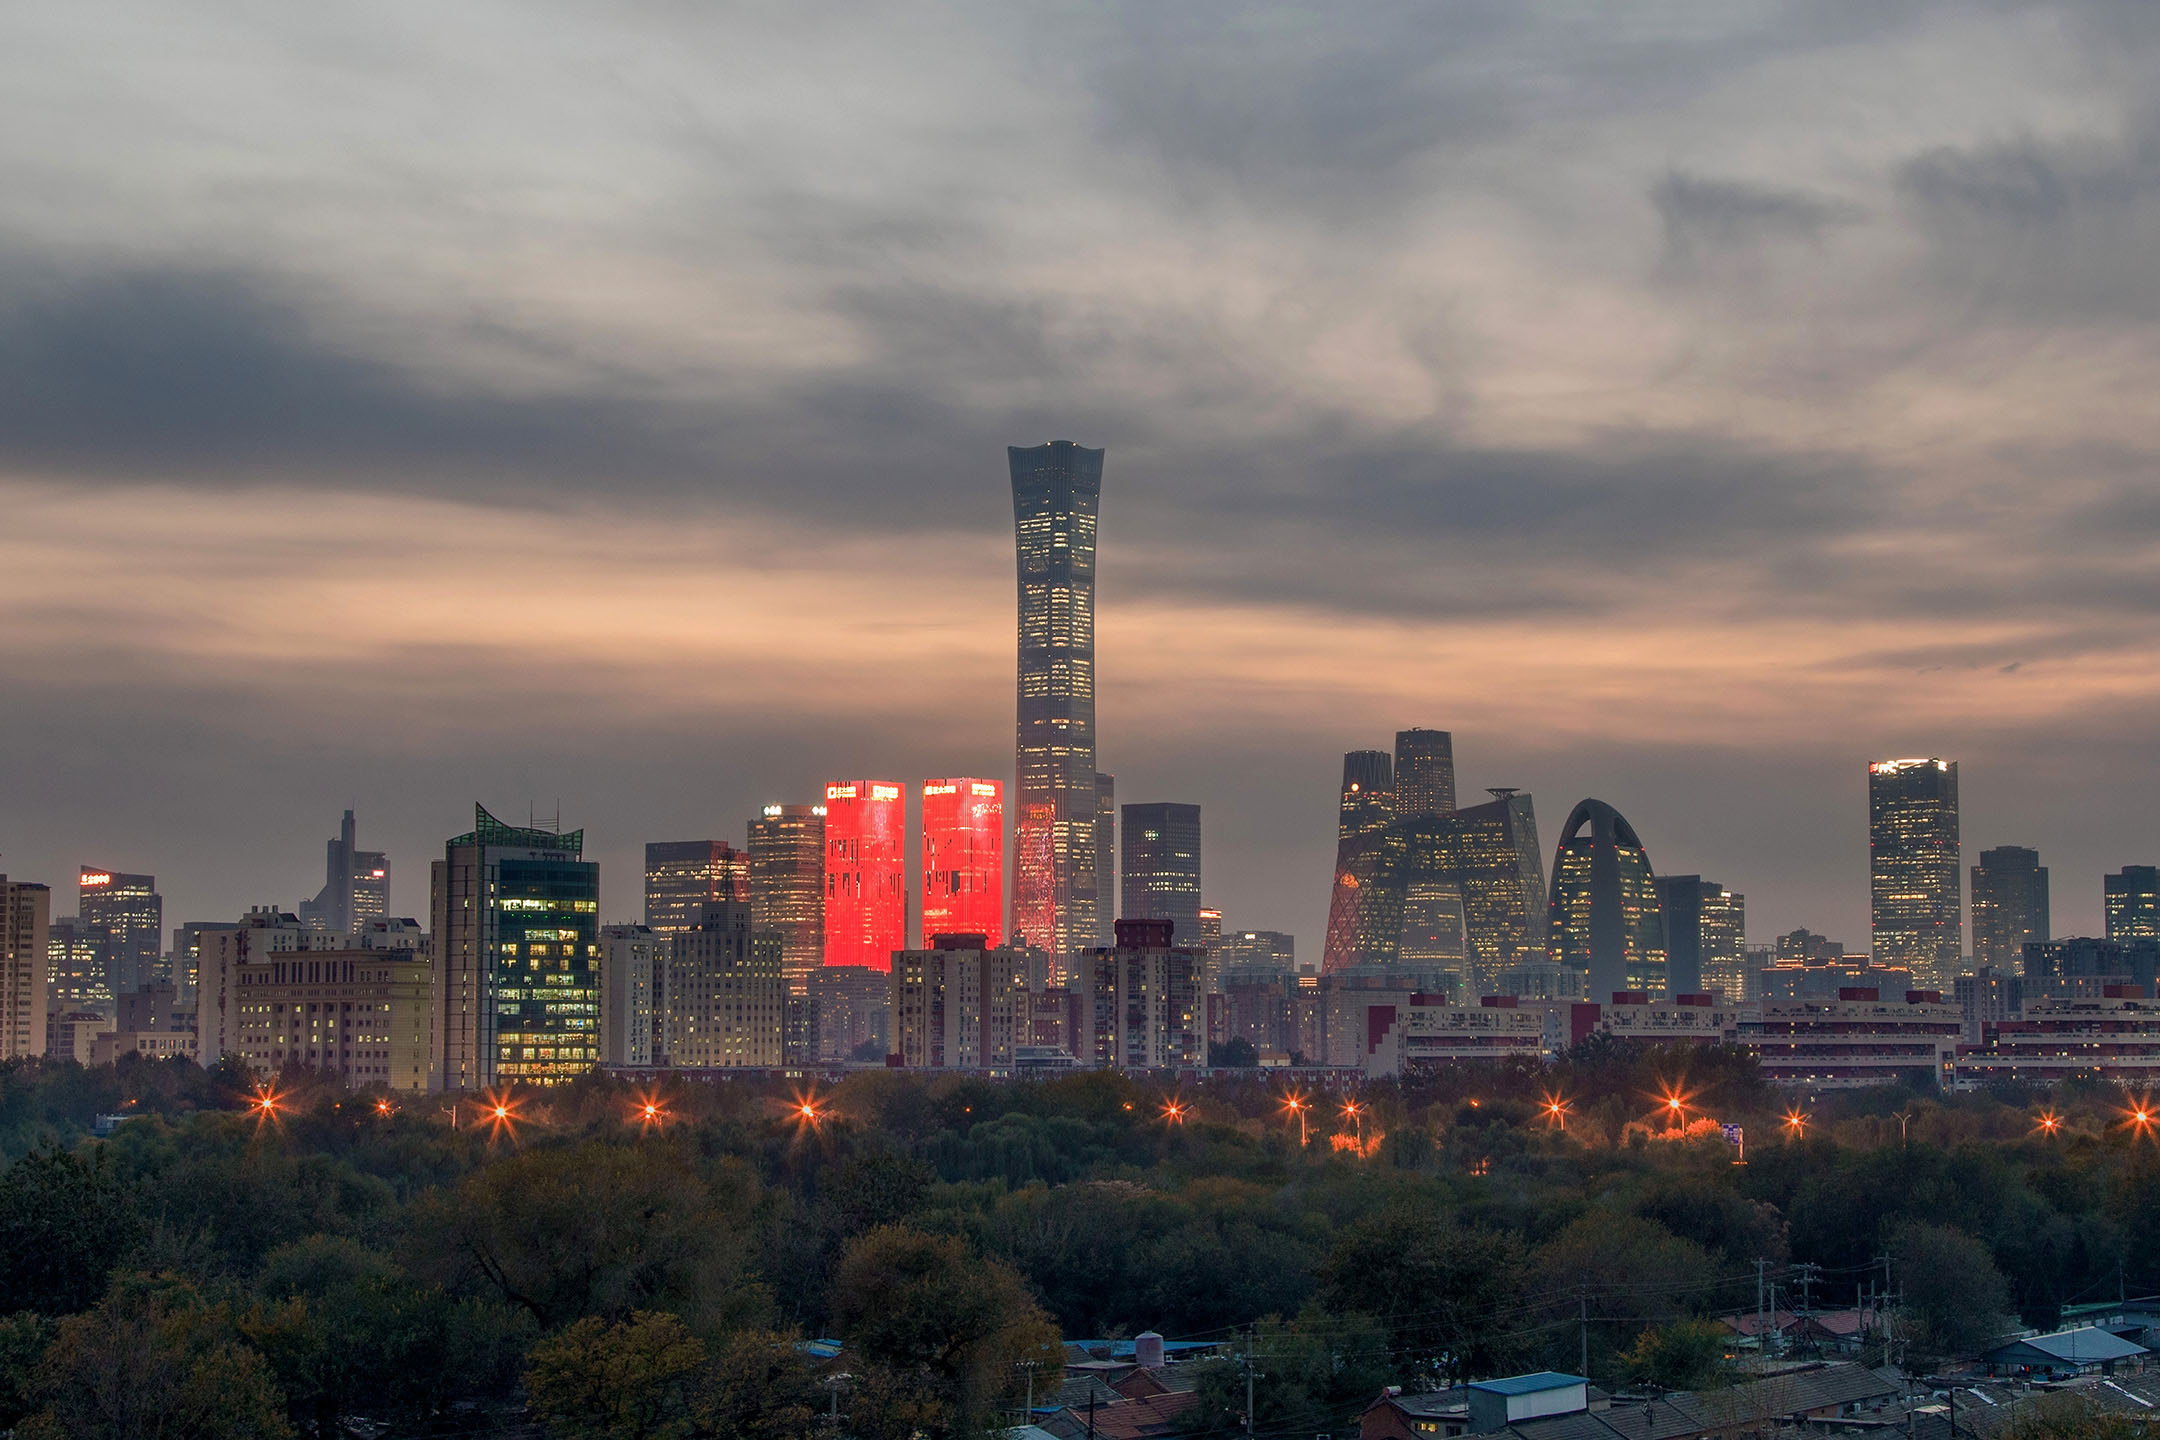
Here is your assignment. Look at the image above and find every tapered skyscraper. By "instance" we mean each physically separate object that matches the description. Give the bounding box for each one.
[1011,441,1106,961]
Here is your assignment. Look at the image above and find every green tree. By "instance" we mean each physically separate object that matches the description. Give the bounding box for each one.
[0,1310,54,1429]
[692,1329,825,1440]
[1319,1206,1528,1383]
[527,1312,705,1440]
[1890,1221,2013,1364]
[0,1144,145,1314]
[1528,1212,1720,1383]
[1624,1319,1731,1391]
[20,1273,292,1440]
[1189,1306,1392,1438]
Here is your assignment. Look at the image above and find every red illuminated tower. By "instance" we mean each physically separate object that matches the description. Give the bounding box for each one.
[921,779,1004,946]
[823,781,906,972]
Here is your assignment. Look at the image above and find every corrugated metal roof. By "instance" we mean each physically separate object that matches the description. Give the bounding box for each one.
[1476,1372,1589,1396]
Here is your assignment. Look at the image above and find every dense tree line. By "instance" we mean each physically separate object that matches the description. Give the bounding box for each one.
[0,1046,2151,1437]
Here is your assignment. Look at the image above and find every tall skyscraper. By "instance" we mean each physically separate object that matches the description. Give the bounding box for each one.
[1656,876,1745,998]
[1321,750,1395,972]
[748,803,825,992]
[299,811,387,935]
[431,805,600,1089]
[1869,758,1962,987]
[643,840,749,935]
[921,778,1004,945]
[823,781,905,972]
[1971,846,2050,970]
[78,868,161,996]
[1393,729,1456,817]
[2106,866,2160,942]
[1011,441,1106,962]
[1548,799,1667,999]
[0,877,49,1059]
[1120,802,1204,946]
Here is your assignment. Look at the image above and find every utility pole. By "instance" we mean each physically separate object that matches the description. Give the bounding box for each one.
[1245,1324,1257,1440]
[1756,1260,1769,1373]
[1580,1285,1590,1379]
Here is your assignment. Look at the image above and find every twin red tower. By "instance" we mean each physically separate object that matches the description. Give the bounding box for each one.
[822,778,1004,972]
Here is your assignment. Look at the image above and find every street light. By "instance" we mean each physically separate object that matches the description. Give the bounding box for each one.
[1283,1093,1309,1146]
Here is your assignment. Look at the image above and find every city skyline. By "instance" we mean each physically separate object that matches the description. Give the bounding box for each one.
[4,4,2160,957]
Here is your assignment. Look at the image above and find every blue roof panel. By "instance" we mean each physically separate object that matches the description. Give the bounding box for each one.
[1472,1372,1588,1396]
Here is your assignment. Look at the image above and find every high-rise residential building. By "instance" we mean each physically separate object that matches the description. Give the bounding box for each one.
[1093,773,1117,949]
[600,924,663,1067]
[1656,876,1745,998]
[1079,919,1206,1070]
[299,810,387,936]
[1,877,49,1059]
[79,868,162,996]
[748,803,825,992]
[1393,729,1456,818]
[1011,441,1107,963]
[227,941,433,1091]
[822,781,905,972]
[1120,803,1204,946]
[1869,758,1962,987]
[643,841,748,935]
[921,779,1004,946]
[2106,867,2160,942]
[890,935,1034,1069]
[1548,800,1667,999]
[431,805,600,1090]
[1321,751,1395,972]
[1971,846,2050,970]
[1326,789,1547,992]
[662,902,784,1068]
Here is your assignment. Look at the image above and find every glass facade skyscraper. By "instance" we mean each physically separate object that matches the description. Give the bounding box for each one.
[1971,845,2049,969]
[1869,758,1962,987]
[2106,866,2159,942]
[1011,441,1106,963]
[299,811,387,936]
[643,840,749,935]
[1120,802,1203,946]
[78,867,161,996]
[1548,799,1667,999]
[748,803,825,993]
[1654,875,1744,997]
[822,780,905,972]
[1321,750,1394,972]
[921,778,1004,945]
[1392,729,1456,817]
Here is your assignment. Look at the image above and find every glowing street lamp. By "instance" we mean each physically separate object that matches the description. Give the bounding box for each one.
[2123,1098,2156,1139]
[249,1084,285,1129]
[478,1089,521,1144]
[374,1097,394,1117]
[2034,1110,2062,1138]
[1283,1093,1309,1146]
[1342,1098,1365,1144]
[1541,1092,1570,1129]
[1161,1098,1188,1126]
[1783,1108,1809,1138]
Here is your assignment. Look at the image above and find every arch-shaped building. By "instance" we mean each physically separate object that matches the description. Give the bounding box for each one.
[1547,799,1667,1000]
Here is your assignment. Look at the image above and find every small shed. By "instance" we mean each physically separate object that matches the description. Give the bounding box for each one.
[1470,1373,1589,1434]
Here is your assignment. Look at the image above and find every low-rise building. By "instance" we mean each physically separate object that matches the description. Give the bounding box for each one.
[1366,994,1550,1077]
[1953,988,2160,1088]
[1742,987,1961,1089]
[1579,991,1739,1048]
[90,1031,198,1065]
[47,1009,112,1064]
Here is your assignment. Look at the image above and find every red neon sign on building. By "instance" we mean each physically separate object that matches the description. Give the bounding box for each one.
[922,778,1004,947]
[823,781,906,972]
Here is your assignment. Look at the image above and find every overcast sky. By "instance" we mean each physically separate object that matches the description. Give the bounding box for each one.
[3,1,2157,955]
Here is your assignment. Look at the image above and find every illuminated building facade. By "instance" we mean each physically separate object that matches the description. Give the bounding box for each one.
[230,947,434,1091]
[2106,867,2160,942]
[921,778,1004,946]
[299,811,387,936]
[79,868,162,996]
[1971,845,2049,970]
[197,908,355,1065]
[1219,929,1295,974]
[747,803,825,992]
[1549,800,1667,999]
[1079,919,1206,1070]
[45,917,102,1010]
[643,840,749,935]
[662,902,784,1068]
[823,781,905,972]
[1869,757,1962,987]
[1325,790,1547,992]
[0,877,49,1059]
[431,805,600,1090]
[1393,729,1456,817]
[889,934,1033,1069]
[600,924,662,1067]
[1321,751,1394,972]
[1120,802,1203,946]
[1011,441,1107,962]
[1655,876,1746,998]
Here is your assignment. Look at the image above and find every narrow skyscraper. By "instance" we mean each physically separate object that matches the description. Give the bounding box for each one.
[822,781,905,972]
[747,803,825,992]
[1971,846,2049,970]
[1393,729,1456,817]
[300,810,387,935]
[0,877,49,1059]
[1010,441,1106,963]
[921,778,1004,945]
[1869,758,1962,987]
[1548,799,1667,999]
[2106,866,2159,942]
[1121,802,1203,945]
[78,868,161,996]
[1656,876,1745,998]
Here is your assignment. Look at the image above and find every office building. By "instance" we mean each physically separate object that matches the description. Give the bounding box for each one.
[1079,919,1207,1070]
[643,841,748,935]
[299,810,388,936]
[228,945,434,1090]
[2106,867,2160,942]
[1657,876,1746,998]
[1121,802,1203,946]
[1493,958,1586,1002]
[79,868,162,996]
[168,920,239,1002]
[600,924,663,1067]
[809,964,891,1062]
[662,902,784,1069]
[1219,929,1295,974]
[431,805,600,1090]
[1776,928,1845,965]
[45,917,104,1011]
[1869,758,1962,987]
[1320,750,1394,972]
[747,803,825,992]
[1393,729,1456,817]
[1011,440,1108,962]
[1093,774,1117,951]
[1955,967,2024,1044]
[2021,936,2160,999]
[1743,988,1961,1089]
[890,935,1036,1069]
[1971,846,2049,971]
[1756,957,1912,1002]
[1547,800,1667,999]
[0,877,49,1059]
[822,781,905,972]
[197,908,337,1061]
[921,778,1004,946]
